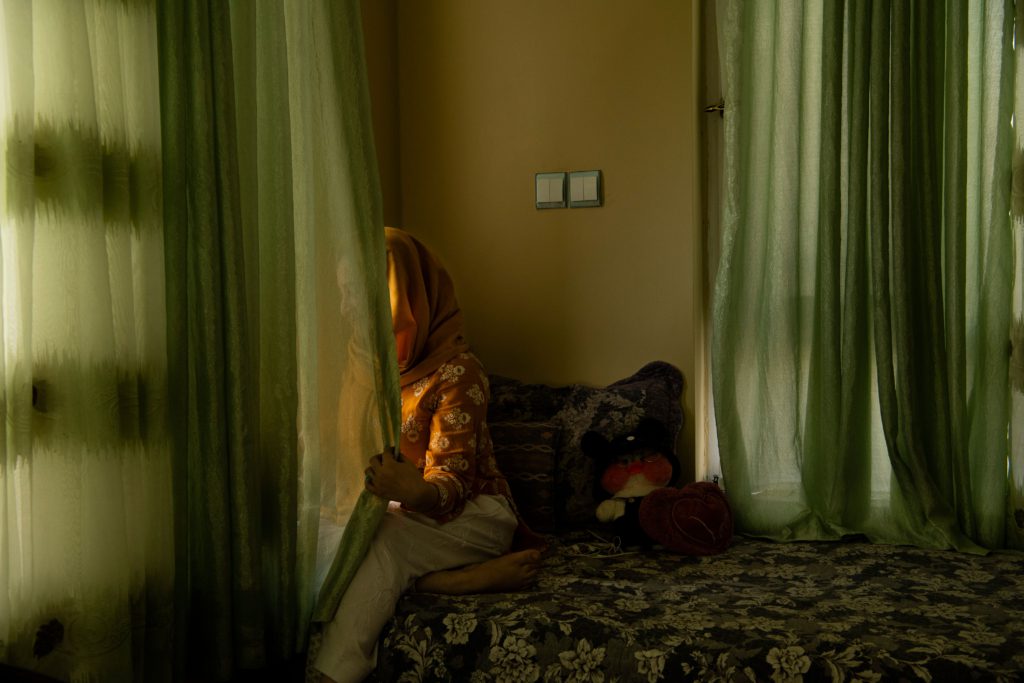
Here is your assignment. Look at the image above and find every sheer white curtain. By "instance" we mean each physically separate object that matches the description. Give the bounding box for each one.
[225,0,399,635]
[157,0,398,675]
[0,0,174,680]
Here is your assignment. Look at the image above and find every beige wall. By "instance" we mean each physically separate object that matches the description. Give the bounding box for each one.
[360,0,401,227]
[364,0,700,475]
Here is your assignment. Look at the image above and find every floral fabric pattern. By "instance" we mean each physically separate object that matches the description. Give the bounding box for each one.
[400,352,513,522]
[372,532,1024,682]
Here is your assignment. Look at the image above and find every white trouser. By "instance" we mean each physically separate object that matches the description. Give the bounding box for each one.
[313,494,517,683]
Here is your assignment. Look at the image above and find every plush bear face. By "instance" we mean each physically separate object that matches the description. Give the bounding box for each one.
[600,447,675,498]
[582,418,681,502]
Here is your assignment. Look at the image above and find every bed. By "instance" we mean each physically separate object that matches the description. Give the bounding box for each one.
[364,362,1024,682]
[374,530,1024,682]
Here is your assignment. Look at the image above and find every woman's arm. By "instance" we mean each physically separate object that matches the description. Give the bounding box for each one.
[420,357,489,519]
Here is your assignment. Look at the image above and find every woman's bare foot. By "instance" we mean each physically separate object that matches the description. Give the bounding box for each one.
[415,549,543,595]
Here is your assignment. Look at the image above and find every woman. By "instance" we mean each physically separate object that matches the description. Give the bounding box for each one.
[314,227,544,683]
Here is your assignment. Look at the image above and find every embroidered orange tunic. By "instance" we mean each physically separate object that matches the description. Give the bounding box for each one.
[399,351,513,522]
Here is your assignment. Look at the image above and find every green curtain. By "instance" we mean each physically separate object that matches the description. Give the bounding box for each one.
[0,0,393,680]
[158,0,398,680]
[0,0,175,680]
[714,0,1020,551]
[1011,0,1024,549]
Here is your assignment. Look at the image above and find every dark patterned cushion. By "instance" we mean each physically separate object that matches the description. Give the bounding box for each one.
[490,421,560,533]
[489,362,685,529]
[489,376,572,423]
[553,362,684,526]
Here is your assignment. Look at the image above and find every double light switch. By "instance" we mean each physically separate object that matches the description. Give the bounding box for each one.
[535,170,602,209]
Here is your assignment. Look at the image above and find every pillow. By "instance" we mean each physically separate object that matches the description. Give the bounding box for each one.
[489,421,561,533]
[552,361,684,526]
[488,375,572,423]
[639,482,733,555]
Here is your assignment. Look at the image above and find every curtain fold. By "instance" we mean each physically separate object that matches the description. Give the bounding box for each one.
[267,0,400,636]
[714,0,1018,551]
[2,0,396,679]
[290,0,402,628]
[1010,0,1024,549]
[159,0,397,679]
[0,0,175,680]
[158,0,263,676]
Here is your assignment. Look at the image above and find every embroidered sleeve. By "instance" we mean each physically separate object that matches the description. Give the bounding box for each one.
[421,357,488,519]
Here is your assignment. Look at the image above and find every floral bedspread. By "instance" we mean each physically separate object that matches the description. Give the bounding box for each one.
[372,532,1024,682]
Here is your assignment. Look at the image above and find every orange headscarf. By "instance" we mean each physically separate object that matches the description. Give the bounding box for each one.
[385,227,470,387]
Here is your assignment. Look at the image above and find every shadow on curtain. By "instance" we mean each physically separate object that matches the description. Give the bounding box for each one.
[713,0,1023,552]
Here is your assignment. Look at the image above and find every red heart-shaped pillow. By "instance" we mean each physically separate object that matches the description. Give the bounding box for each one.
[638,482,733,555]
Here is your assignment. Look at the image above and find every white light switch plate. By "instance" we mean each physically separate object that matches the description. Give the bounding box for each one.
[568,170,602,208]
[535,172,567,209]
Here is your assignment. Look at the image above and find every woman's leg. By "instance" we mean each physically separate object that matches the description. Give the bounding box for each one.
[313,518,407,683]
[413,549,542,594]
[313,496,517,683]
